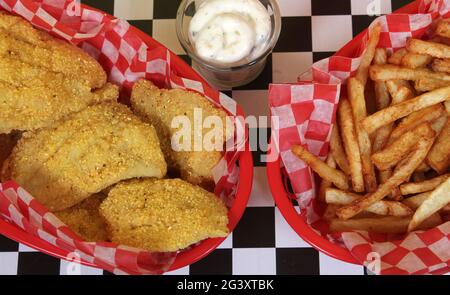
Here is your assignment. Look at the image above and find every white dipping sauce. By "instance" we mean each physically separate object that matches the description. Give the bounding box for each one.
[189,0,272,65]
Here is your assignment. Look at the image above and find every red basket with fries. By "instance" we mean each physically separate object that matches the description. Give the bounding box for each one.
[0,0,253,274]
[267,0,450,275]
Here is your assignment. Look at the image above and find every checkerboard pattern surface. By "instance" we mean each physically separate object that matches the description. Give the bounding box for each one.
[0,0,415,275]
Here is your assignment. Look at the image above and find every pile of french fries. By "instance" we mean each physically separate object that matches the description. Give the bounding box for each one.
[292,20,450,234]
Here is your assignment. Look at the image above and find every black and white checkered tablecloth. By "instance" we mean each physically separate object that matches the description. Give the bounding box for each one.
[0,0,415,275]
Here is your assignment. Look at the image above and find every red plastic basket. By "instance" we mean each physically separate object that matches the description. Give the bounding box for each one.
[0,3,253,272]
[267,0,421,265]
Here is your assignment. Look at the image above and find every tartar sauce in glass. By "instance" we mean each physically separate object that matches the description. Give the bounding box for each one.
[188,0,272,65]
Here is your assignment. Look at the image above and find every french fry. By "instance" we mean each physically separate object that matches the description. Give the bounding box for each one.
[362,86,450,134]
[338,98,365,192]
[336,137,433,220]
[386,80,415,103]
[370,64,450,82]
[415,162,431,173]
[323,204,339,221]
[388,48,408,65]
[402,192,431,210]
[372,123,435,170]
[436,19,450,39]
[348,78,377,192]
[388,104,445,143]
[414,78,449,92]
[354,211,381,219]
[330,216,410,233]
[318,32,450,234]
[445,101,450,114]
[401,53,432,69]
[427,119,450,173]
[391,190,403,201]
[372,124,392,153]
[400,174,450,195]
[407,38,450,59]
[347,78,367,120]
[393,151,416,181]
[373,48,388,68]
[318,154,337,202]
[330,125,350,175]
[326,188,413,216]
[395,79,415,93]
[356,23,381,85]
[432,37,450,47]
[408,177,450,231]
[373,49,393,152]
[291,145,349,190]
[373,52,406,198]
[331,212,442,234]
[430,35,450,46]
[373,49,390,111]
[378,169,401,200]
[431,58,450,73]
[431,115,448,134]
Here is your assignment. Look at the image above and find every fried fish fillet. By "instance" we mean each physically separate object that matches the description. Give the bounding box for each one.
[100,179,229,252]
[0,78,119,134]
[55,193,109,242]
[2,102,167,211]
[0,11,106,88]
[0,11,118,134]
[131,80,233,189]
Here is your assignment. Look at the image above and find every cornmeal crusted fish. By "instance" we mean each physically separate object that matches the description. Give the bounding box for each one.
[100,178,229,252]
[0,11,118,134]
[1,102,167,211]
[55,193,109,242]
[131,79,233,190]
[0,11,106,88]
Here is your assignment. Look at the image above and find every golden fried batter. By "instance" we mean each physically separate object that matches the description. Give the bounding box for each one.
[131,80,233,189]
[2,102,167,211]
[0,79,118,134]
[55,194,109,242]
[0,11,118,134]
[100,178,229,252]
[0,11,106,88]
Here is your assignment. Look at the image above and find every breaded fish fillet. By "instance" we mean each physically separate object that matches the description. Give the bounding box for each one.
[55,193,109,242]
[0,79,118,134]
[2,102,167,211]
[0,11,106,88]
[131,80,233,189]
[0,11,117,133]
[100,179,229,252]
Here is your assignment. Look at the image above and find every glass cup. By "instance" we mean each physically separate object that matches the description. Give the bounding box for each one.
[176,0,282,89]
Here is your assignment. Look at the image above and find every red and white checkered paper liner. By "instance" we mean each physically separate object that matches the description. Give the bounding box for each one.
[269,0,450,275]
[0,0,247,274]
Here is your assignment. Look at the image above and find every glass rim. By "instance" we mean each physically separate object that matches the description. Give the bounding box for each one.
[176,0,282,72]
